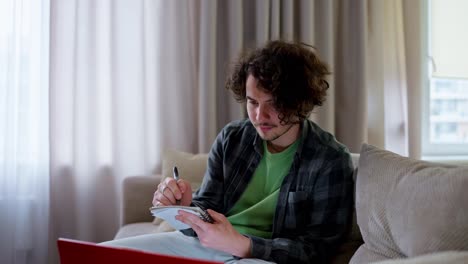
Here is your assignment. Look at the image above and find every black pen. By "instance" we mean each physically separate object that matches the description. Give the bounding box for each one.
[173,166,181,205]
[173,166,179,181]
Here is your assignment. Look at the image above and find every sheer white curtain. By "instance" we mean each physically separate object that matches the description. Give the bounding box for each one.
[48,0,238,262]
[0,0,50,264]
[49,0,161,257]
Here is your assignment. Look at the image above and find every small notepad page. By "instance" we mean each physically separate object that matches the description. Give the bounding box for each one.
[150,206,208,230]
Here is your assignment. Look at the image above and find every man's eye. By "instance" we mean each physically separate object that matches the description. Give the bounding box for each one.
[248,100,258,106]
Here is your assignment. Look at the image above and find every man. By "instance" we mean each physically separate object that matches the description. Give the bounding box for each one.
[104,40,354,264]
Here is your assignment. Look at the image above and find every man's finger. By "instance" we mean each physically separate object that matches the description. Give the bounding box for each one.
[178,210,208,231]
[164,178,183,200]
[177,180,189,194]
[188,220,204,235]
[153,188,174,206]
[206,209,224,222]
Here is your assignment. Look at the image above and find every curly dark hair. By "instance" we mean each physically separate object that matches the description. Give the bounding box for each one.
[225,40,330,124]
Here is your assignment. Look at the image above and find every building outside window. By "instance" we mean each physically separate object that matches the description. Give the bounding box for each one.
[430,79,468,143]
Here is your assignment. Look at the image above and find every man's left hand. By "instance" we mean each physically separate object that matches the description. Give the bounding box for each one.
[175,209,251,258]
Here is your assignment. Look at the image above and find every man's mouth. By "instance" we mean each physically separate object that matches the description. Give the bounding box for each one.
[257,124,275,132]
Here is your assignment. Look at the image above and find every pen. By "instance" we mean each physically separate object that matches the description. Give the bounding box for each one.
[173,166,181,205]
[173,166,179,181]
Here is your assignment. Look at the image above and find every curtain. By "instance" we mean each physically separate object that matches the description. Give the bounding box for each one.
[0,0,50,264]
[310,0,423,158]
[47,0,242,262]
[192,0,422,158]
[402,0,424,158]
[361,0,411,155]
[49,0,160,262]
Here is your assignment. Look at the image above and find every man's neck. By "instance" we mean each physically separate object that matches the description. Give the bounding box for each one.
[266,142,289,153]
[266,123,301,153]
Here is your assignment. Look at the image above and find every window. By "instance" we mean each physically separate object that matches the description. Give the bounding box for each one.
[422,0,468,156]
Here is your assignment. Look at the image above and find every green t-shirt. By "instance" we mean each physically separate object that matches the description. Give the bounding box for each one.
[226,139,299,238]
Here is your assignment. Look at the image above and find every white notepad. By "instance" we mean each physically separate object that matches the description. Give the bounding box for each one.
[149,206,214,230]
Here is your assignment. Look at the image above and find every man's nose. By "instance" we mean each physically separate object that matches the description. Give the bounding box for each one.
[256,105,269,121]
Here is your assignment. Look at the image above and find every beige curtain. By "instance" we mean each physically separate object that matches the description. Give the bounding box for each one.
[199,0,423,157]
[48,0,423,263]
[403,0,424,158]
[357,0,423,158]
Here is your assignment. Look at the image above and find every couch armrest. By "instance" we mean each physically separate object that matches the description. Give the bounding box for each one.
[122,175,161,225]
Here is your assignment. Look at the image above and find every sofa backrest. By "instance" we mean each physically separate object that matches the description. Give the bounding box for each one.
[161,150,362,242]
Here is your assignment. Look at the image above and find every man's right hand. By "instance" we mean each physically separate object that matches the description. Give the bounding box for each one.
[152,177,192,206]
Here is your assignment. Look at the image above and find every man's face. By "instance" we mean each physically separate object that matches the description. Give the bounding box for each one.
[246,75,299,146]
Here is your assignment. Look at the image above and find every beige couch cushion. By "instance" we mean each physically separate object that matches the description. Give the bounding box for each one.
[152,149,209,229]
[350,144,468,264]
[161,149,208,191]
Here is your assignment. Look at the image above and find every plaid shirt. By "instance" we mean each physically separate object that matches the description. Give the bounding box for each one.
[184,119,354,264]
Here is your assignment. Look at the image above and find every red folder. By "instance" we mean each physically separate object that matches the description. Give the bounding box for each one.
[57,238,222,264]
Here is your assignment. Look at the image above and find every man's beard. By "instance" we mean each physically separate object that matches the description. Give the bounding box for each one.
[255,123,295,142]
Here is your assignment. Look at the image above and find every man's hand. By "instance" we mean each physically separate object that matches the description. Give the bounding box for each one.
[152,177,192,206]
[176,209,252,258]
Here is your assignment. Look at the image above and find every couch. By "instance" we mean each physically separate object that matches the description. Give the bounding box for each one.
[114,144,468,263]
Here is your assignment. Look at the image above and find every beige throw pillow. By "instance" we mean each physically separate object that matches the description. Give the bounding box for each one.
[350,144,468,264]
[161,149,208,191]
[152,149,209,229]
